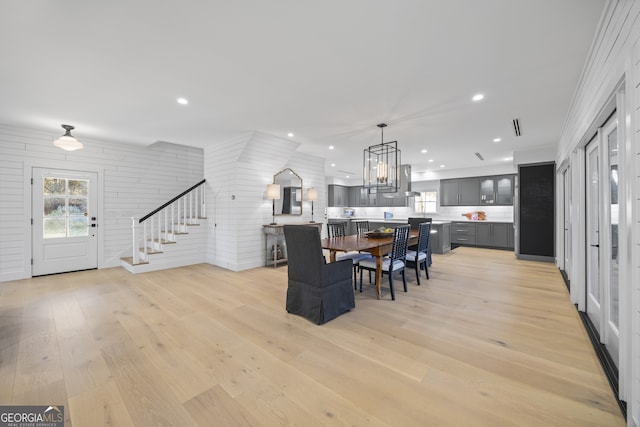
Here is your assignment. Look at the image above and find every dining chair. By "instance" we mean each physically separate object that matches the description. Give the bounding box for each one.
[355,221,370,235]
[405,221,432,285]
[327,222,373,290]
[283,225,354,324]
[358,224,410,300]
[408,217,433,266]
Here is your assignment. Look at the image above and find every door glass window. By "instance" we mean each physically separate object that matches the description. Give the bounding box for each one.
[608,128,619,330]
[42,177,89,238]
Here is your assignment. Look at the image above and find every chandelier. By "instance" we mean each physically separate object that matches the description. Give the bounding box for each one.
[363,123,400,193]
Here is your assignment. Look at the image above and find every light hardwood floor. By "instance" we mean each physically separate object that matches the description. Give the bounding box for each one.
[0,247,625,426]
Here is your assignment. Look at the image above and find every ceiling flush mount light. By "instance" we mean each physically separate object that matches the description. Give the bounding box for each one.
[177,97,189,105]
[363,123,400,193]
[472,93,484,102]
[53,124,83,151]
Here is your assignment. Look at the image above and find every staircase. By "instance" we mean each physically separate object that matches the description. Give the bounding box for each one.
[120,179,207,274]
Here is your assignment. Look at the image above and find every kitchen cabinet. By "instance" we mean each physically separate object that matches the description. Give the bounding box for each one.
[441,175,514,206]
[476,222,513,249]
[328,185,349,207]
[430,222,451,254]
[480,175,514,205]
[451,222,477,245]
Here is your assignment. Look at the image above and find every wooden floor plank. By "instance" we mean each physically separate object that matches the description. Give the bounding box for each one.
[0,246,625,426]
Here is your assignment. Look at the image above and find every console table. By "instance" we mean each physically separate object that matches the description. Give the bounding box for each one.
[262,223,323,267]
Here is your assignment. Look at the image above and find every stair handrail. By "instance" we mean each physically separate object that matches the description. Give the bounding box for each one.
[139,179,206,223]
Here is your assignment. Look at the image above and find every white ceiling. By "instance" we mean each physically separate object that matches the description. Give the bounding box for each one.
[0,0,604,180]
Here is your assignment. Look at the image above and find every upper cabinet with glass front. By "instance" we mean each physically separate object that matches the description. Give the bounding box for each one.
[441,174,514,206]
[273,168,302,215]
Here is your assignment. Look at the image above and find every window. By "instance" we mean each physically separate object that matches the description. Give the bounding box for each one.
[42,177,89,238]
[414,191,437,213]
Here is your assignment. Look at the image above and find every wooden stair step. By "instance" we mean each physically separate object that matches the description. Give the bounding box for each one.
[139,247,163,254]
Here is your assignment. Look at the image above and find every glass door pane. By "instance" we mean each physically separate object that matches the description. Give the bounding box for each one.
[607,127,619,330]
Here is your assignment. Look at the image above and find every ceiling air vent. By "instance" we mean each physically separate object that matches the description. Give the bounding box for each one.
[513,118,522,136]
[474,152,484,160]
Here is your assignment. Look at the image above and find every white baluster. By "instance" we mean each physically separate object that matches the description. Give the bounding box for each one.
[171,203,175,237]
[202,184,206,218]
[131,217,138,265]
[158,212,161,246]
[177,197,181,232]
[143,222,148,260]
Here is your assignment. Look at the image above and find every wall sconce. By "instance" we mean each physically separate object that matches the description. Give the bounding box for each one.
[307,187,318,223]
[266,183,281,225]
[53,124,83,151]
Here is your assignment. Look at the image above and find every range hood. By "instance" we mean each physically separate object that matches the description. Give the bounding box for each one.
[380,165,419,198]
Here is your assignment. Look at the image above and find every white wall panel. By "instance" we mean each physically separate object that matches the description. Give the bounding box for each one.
[0,124,203,281]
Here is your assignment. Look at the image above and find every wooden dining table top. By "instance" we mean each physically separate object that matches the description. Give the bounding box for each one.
[321,230,419,300]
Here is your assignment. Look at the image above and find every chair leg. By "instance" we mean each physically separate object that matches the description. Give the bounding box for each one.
[424,260,429,280]
[414,262,421,286]
[388,272,395,300]
[353,265,358,290]
[401,269,407,292]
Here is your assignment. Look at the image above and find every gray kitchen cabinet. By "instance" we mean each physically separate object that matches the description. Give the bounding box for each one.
[496,176,514,205]
[451,222,477,245]
[459,178,481,205]
[348,186,362,207]
[480,175,514,205]
[475,222,513,249]
[441,175,515,206]
[430,222,451,254]
[328,185,349,207]
[441,180,461,206]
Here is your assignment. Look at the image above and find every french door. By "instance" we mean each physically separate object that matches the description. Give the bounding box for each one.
[585,138,601,330]
[32,168,98,276]
[562,167,571,283]
[584,115,620,366]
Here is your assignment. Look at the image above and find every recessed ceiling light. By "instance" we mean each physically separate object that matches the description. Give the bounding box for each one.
[493,138,502,143]
[440,164,445,168]
[177,97,189,105]
[472,93,484,102]
[421,149,427,154]
[287,132,294,138]
[331,163,336,167]
[428,159,434,163]
[329,145,334,150]
[345,175,350,178]
[504,157,513,161]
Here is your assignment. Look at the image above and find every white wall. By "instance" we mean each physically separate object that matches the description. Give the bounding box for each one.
[556,1,640,423]
[0,124,203,282]
[204,132,325,271]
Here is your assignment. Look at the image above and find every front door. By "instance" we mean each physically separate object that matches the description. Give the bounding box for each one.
[32,168,98,276]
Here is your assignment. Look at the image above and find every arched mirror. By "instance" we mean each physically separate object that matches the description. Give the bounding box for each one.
[274,168,302,215]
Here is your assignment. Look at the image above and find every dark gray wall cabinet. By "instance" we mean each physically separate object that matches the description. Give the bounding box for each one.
[441,174,514,206]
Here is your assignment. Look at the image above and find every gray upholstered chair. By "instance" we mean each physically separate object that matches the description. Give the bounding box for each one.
[405,221,432,285]
[358,224,411,300]
[283,225,355,324]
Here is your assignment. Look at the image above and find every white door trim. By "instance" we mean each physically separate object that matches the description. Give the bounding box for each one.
[23,160,104,279]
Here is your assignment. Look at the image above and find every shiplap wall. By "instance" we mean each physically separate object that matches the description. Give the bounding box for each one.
[204,131,325,271]
[0,124,203,282]
[556,1,639,423]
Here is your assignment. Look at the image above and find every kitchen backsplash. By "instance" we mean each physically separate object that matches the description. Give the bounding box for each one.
[326,205,514,222]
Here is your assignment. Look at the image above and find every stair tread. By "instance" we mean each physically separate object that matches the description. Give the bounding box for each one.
[139,248,163,254]
[121,257,149,266]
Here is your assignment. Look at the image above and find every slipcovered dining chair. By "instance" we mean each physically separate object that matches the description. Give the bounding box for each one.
[283,225,354,324]
[327,222,373,289]
[358,224,410,300]
[405,221,432,285]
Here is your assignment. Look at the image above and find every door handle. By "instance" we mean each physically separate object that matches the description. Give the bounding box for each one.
[91,224,98,228]
[590,244,599,247]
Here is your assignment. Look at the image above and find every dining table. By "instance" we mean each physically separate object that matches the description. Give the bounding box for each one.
[321,229,419,300]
